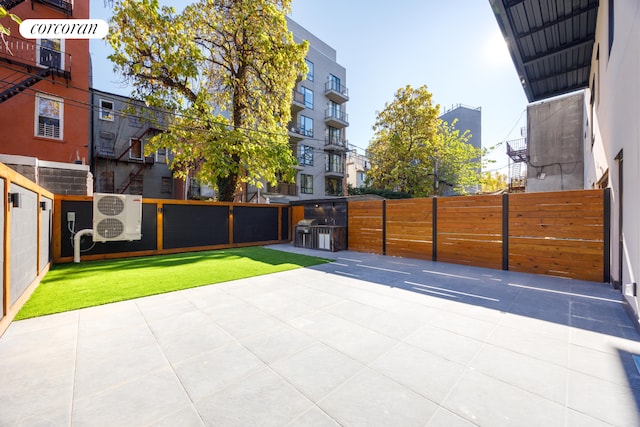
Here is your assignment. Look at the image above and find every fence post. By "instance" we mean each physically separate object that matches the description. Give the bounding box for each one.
[604,188,611,283]
[502,193,509,271]
[432,197,437,262]
[381,200,386,256]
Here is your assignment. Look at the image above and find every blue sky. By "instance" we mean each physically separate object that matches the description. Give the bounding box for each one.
[90,0,528,173]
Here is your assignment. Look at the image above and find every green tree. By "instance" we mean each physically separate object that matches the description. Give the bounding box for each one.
[108,0,308,201]
[480,171,508,192]
[367,85,483,197]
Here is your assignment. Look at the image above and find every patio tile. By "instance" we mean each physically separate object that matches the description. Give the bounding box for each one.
[172,341,265,402]
[7,405,71,427]
[271,342,365,401]
[0,372,74,426]
[318,368,438,427]
[288,407,341,426]
[154,321,234,364]
[74,341,170,397]
[567,370,640,426]
[370,342,466,404]
[488,323,569,367]
[151,405,205,427]
[569,344,640,388]
[0,321,77,360]
[240,323,316,364]
[318,320,398,364]
[469,343,568,404]
[287,310,357,341]
[72,366,192,427]
[426,407,478,426]
[134,291,200,322]
[196,368,313,427]
[428,309,498,341]
[442,370,565,426]
[566,408,616,427]
[2,310,78,336]
[77,300,147,336]
[326,300,422,340]
[403,324,484,365]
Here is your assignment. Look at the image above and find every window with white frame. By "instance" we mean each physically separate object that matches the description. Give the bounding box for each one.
[99,99,114,121]
[156,148,168,164]
[129,138,143,160]
[35,93,63,139]
[37,39,64,70]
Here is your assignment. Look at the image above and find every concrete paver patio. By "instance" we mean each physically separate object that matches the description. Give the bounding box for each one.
[1,244,639,426]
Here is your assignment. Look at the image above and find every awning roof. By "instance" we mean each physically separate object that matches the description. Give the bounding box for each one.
[490,0,599,102]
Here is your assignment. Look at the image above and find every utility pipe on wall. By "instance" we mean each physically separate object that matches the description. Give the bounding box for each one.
[73,229,93,263]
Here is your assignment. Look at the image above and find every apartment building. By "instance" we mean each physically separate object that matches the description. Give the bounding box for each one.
[258,18,349,202]
[346,151,369,190]
[0,0,92,195]
[90,89,179,199]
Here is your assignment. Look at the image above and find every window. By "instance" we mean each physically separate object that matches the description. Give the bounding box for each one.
[300,115,313,137]
[608,0,614,58]
[129,172,143,194]
[325,178,343,196]
[35,93,63,139]
[329,74,341,92]
[305,59,314,81]
[329,101,342,119]
[129,138,143,160]
[301,86,313,109]
[161,176,172,194]
[300,174,313,194]
[99,171,114,193]
[299,145,313,166]
[37,39,63,69]
[327,126,342,145]
[99,99,114,121]
[326,153,343,173]
[156,148,168,164]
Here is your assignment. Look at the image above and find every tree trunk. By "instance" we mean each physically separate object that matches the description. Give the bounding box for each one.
[217,173,238,201]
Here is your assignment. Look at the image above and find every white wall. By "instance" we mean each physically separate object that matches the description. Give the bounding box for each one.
[587,0,640,321]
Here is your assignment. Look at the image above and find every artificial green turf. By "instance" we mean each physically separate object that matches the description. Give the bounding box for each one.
[16,247,330,320]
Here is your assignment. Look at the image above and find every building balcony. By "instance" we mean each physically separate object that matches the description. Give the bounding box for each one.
[325,166,344,179]
[324,137,348,152]
[288,125,313,142]
[33,0,73,15]
[325,81,349,103]
[0,35,71,77]
[324,109,348,128]
[291,90,305,114]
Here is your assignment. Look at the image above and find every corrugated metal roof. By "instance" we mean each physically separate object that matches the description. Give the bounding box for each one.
[490,0,599,102]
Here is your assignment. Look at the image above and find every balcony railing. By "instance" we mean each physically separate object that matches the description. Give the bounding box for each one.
[0,35,72,75]
[291,89,305,111]
[34,0,73,15]
[289,125,313,138]
[324,109,348,127]
[324,80,349,103]
[325,137,348,149]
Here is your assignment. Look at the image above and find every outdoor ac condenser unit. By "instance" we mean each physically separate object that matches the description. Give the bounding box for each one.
[92,193,143,242]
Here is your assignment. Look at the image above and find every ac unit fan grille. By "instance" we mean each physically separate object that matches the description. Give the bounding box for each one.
[97,196,125,216]
[96,218,124,239]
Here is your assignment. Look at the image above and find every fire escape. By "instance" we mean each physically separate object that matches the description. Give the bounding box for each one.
[506,136,528,193]
[0,0,74,103]
[97,125,164,194]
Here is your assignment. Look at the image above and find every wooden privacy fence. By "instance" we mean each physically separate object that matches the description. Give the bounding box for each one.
[54,196,291,263]
[348,189,609,282]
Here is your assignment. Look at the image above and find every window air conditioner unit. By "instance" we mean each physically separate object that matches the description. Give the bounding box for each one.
[92,193,143,242]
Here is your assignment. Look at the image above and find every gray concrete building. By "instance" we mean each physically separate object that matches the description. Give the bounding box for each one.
[439,104,482,194]
[259,18,349,202]
[525,91,585,192]
[90,89,176,199]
